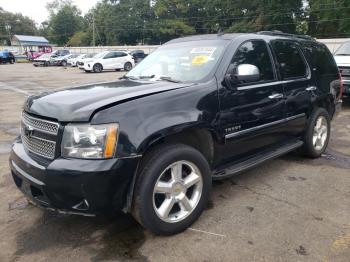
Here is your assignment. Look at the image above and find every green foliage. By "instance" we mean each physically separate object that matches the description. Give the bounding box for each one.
[67,31,90,46]
[45,0,84,45]
[2,0,350,46]
[0,7,37,45]
[308,0,350,37]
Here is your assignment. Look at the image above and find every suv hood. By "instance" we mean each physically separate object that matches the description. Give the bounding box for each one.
[334,55,350,66]
[25,80,193,122]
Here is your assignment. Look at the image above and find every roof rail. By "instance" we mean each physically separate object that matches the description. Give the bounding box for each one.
[257,31,315,41]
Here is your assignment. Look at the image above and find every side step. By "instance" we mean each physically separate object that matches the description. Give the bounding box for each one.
[212,140,304,180]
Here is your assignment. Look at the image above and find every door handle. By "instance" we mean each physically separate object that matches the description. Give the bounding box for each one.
[306,86,317,91]
[268,93,284,99]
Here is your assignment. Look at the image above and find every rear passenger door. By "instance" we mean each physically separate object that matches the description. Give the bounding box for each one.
[219,40,286,163]
[114,52,128,69]
[271,40,313,137]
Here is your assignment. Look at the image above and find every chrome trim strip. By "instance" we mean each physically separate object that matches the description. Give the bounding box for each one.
[225,113,306,140]
[11,161,45,186]
[118,154,143,159]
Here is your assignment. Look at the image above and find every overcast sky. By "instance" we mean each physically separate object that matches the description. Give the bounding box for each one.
[0,0,100,25]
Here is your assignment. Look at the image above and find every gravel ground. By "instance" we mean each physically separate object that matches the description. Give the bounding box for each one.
[0,63,349,262]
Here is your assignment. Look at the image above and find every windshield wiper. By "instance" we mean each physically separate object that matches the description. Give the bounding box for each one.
[120,75,139,80]
[158,76,182,83]
[139,75,155,79]
[335,54,350,56]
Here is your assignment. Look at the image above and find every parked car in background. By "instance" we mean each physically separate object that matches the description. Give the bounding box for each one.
[51,49,70,58]
[51,54,78,67]
[10,32,342,235]
[334,41,350,96]
[68,54,89,67]
[82,51,134,73]
[77,54,96,69]
[0,51,15,64]
[33,53,53,67]
[130,50,148,63]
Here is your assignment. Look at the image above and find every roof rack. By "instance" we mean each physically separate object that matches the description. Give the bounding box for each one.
[257,31,315,41]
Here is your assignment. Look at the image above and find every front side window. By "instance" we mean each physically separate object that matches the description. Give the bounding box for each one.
[272,41,307,79]
[104,52,118,59]
[230,40,275,84]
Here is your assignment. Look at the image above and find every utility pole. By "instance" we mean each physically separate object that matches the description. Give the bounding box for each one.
[92,11,95,47]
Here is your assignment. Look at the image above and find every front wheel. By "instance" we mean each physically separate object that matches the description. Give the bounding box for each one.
[61,60,67,67]
[93,63,103,73]
[132,144,211,235]
[302,108,331,158]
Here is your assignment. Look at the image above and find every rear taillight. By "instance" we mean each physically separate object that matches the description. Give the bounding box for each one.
[339,73,343,99]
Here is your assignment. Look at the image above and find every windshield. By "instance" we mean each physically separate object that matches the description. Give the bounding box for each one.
[335,42,350,55]
[126,40,228,82]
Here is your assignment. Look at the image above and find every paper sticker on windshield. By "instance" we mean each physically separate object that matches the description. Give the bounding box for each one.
[192,55,209,65]
[191,47,216,56]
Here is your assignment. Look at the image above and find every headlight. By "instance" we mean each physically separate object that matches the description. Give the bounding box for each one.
[61,123,118,159]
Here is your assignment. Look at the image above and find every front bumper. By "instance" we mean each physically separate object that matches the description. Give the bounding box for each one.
[9,140,140,215]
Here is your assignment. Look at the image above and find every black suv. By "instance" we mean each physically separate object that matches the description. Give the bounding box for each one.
[9,32,342,235]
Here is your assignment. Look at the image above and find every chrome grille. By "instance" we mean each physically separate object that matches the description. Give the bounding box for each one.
[22,112,59,135]
[21,112,59,159]
[339,66,350,77]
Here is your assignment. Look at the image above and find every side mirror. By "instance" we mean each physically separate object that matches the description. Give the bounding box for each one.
[223,64,260,89]
[235,64,260,83]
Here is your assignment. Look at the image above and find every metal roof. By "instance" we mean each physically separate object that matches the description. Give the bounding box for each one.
[12,35,50,46]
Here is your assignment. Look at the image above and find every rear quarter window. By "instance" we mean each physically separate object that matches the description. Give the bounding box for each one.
[271,41,308,79]
[301,43,339,76]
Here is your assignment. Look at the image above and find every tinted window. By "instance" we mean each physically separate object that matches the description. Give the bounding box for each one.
[230,40,275,83]
[302,43,338,75]
[104,52,118,59]
[116,52,127,57]
[272,41,307,79]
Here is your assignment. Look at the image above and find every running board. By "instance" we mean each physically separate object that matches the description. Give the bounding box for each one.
[212,140,304,180]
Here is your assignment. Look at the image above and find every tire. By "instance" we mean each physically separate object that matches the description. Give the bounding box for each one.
[302,108,330,158]
[124,62,132,71]
[132,144,211,235]
[44,61,49,67]
[10,59,15,64]
[61,60,67,67]
[93,63,103,73]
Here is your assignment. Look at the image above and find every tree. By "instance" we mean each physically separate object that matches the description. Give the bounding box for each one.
[67,31,90,46]
[308,0,350,38]
[45,0,85,45]
[0,7,38,45]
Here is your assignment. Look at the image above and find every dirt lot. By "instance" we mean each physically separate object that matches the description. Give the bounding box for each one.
[0,63,349,262]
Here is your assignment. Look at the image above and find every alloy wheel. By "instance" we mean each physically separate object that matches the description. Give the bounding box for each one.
[152,160,203,223]
[313,116,328,151]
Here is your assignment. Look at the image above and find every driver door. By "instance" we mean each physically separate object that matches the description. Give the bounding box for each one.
[218,39,286,163]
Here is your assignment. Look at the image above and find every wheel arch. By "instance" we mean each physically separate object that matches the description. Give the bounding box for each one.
[123,127,218,213]
[312,94,336,119]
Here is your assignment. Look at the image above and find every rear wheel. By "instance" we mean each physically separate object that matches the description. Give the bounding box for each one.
[10,58,15,64]
[124,62,132,71]
[93,63,103,73]
[302,108,330,158]
[132,144,211,235]
[44,61,49,67]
